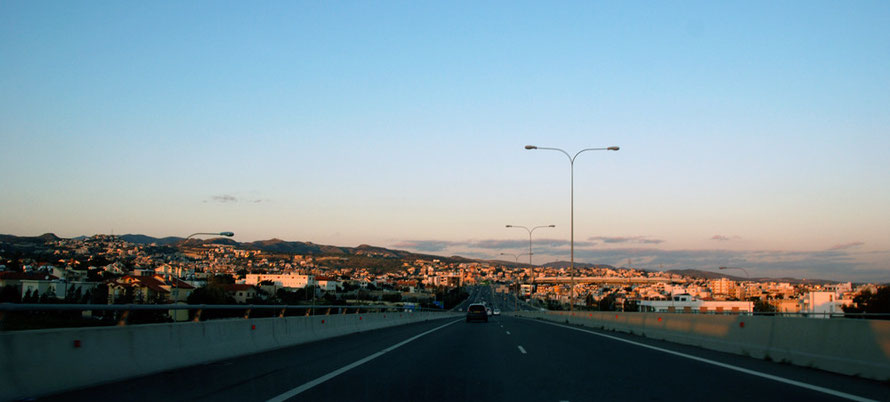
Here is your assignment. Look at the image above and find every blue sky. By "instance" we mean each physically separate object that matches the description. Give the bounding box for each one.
[2,1,888,281]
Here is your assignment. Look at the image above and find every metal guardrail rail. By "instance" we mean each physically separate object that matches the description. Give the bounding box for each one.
[522,308,890,319]
[0,303,449,330]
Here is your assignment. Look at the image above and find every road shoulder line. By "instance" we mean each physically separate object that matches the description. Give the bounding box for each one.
[527,318,876,402]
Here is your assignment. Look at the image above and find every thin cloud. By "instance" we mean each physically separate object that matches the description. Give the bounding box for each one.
[710,235,740,241]
[210,194,238,203]
[471,239,530,249]
[205,194,270,204]
[589,236,664,245]
[828,242,864,251]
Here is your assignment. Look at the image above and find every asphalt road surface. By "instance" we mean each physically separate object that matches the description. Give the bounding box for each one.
[46,288,890,402]
[453,284,538,313]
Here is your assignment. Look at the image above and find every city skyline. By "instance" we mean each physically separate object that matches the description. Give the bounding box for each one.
[2,2,888,282]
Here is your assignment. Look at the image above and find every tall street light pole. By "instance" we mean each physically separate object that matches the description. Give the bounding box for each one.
[525,145,619,313]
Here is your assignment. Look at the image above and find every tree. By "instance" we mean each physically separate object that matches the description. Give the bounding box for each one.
[113,288,135,304]
[276,289,302,305]
[90,284,109,304]
[382,292,402,303]
[22,289,40,304]
[0,285,20,303]
[210,274,235,285]
[844,287,890,316]
[187,285,235,305]
[65,286,82,304]
[751,298,774,313]
[623,299,640,312]
[598,294,617,311]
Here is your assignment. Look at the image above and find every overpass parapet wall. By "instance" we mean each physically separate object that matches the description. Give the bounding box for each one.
[0,311,460,401]
[513,311,890,381]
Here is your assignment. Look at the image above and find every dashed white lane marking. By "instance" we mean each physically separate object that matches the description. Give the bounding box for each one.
[266,319,461,402]
[517,345,527,354]
[533,319,876,402]
[506,331,511,335]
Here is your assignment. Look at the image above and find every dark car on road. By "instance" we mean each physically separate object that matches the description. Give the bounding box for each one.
[466,303,488,323]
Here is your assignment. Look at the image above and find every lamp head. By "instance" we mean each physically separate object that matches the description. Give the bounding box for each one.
[607,146,620,151]
[548,225,556,227]
[524,145,537,150]
[506,225,513,228]
[220,232,235,237]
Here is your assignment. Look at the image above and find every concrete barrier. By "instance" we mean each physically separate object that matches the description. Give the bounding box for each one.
[0,311,459,401]
[514,311,890,381]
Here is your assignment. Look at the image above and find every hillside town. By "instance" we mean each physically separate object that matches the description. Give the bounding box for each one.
[0,234,885,318]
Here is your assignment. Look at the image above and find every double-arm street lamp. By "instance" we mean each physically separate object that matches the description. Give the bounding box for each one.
[505,224,555,266]
[525,144,619,313]
[499,252,531,312]
[506,224,555,305]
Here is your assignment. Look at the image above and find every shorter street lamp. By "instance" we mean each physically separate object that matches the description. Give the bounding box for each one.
[719,266,750,280]
[500,252,530,263]
[186,232,235,240]
[177,231,235,281]
[506,224,555,309]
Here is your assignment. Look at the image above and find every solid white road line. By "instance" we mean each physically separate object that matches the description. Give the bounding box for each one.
[266,319,462,402]
[533,319,876,402]
[517,345,527,354]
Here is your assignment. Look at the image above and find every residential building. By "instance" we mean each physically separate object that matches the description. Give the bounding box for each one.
[639,294,753,314]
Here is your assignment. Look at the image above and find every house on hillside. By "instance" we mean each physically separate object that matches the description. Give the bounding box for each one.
[221,284,257,304]
[107,275,195,304]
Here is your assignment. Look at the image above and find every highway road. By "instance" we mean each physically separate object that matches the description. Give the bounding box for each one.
[46,287,890,402]
[453,284,538,313]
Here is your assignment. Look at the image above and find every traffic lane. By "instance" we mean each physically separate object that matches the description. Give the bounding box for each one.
[295,313,879,402]
[499,316,889,402]
[287,315,530,402]
[43,316,460,402]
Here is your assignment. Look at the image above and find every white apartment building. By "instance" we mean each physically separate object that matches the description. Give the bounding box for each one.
[639,294,753,314]
[244,273,315,289]
[709,278,738,296]
[315,276,341,292]
[799,291,851,318]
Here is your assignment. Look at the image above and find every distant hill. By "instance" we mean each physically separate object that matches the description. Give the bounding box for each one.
[0,233,59,244]
[666,269,837,284]
[244,239,335,255]
[120,234,183,245]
